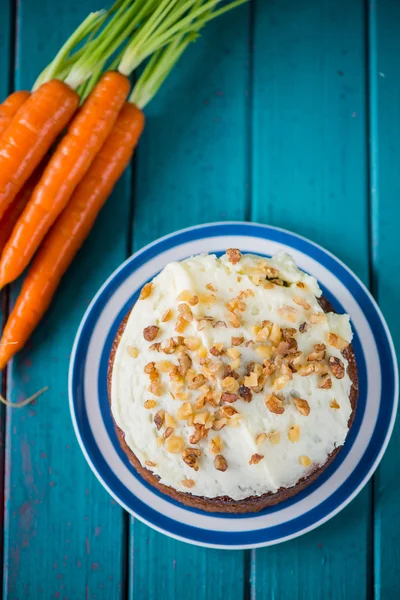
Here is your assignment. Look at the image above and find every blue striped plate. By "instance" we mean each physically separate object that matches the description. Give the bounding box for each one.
[69,222,398,549]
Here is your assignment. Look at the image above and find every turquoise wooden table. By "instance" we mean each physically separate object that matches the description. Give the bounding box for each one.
[1,0,399,598]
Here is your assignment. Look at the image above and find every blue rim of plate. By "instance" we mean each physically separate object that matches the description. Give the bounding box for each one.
[69,222,398,549]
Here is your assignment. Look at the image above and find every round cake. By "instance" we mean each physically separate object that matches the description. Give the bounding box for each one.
[108,249,358,513]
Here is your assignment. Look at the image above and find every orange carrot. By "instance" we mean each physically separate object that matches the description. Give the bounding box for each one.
[0,71,130,288]
[0,80,79,221]
[0,91,30,137]
[0,165,44,255]
[0,103,145,368]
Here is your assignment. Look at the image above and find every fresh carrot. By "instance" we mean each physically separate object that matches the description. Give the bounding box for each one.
[0,71,130,288]
[0,103,145,368]
[0,80,79,221]
[0,91,30,137]
[0,166,44,255]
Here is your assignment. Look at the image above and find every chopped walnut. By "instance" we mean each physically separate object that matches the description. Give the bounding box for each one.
[149,342,162,352]
[214,455,228,471]
[309,312,326,324]
[178,352,192,377]
[269,430,281,444]
[143,326,159,341]
[265,394,285,414]
[163,427,174,439]
[189,425,206,444]
[149,381,163,396]
[256,346,273,360]
[165,413,176,429]
[154,410,165,430]
[227,347,241,360]
[328,333,349,350]
[178,303,193,322]
[184,336,201,351]
[288,424,300,442]
[238,385,253,402]
[210,344,224,357]
[256,433,267,445]
[176,402,193,420]
[127,345,139,358]
[293,397,310,416]
[194,412,209,425]
[263,360,276,377]
[226,248,241,264]
[188,295,199,306]
[144,400,157,409]
[182,448,201,471]
[299,322,311,333]
[188,373,207,389]
[221,392,239,403]
[293,295,311,310]
[210,437,223,454]
[300,455,312,467]
[139,282,153,300]
[319,373,332,389]
[329,356,345,379]
[277,337,298,356]
[177,290,192,302]
[181,478,196,488]
[249,453,264,465]
[165,436,185,453]
[307,346,326,361]
[206,283,217,291]
[298,363,317,377]
[221,376,239,393]
[220,405,239,419]
[330,399,340,409]
[279,306,298,323]
[227,311,241,328]
[161,308,173,322]
[175,315,189,333]
[212,418,228,431]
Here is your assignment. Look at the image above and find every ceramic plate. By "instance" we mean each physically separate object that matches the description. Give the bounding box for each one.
[69,222,398,549]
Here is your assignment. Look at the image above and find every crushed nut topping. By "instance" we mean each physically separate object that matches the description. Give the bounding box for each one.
[238,385,253,402]
[206,283,217,291]
[269,430,281,444]
[212,418,228,431]
[231,336,244,346]
[154,410,165,430]
[188,295,199,306]
[143,325,159,341]
[300,455,312,467]
[299,322,311,333]
[329,356,345,379]
[210,345,224,356]
[319,373,332,389]
[182,448,201,471]
[144,400,157,409]
[256,433,267,445]
[265,394,285,414]
[139,282,153,300]
[165,436,185,453]
[181,478,195,488]
[288,425,300,442]
[221,392,239,403]
[249,453,264,465]
[226,248,241,264]
[293,295,311,310]
[278,306,298,323]
[188,373,207,389]
[210,437,223,454]
[214,455,228,471]
[178,303,193,322]
[221,376,240,393]
[293,397,310,416]
[328,333,349,350]
[163,427,174,439]
[175,315,189,333]
[161,309,173,322]
[330,399,340,409]
[127,345,139,358]
[309,312,326,324]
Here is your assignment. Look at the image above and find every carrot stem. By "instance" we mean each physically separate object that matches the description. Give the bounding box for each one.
[33,11,107,90]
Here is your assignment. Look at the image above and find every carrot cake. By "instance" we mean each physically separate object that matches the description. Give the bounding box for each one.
[108,250,358,513]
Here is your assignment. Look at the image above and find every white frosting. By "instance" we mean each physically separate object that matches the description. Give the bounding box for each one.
[111,252,354,500]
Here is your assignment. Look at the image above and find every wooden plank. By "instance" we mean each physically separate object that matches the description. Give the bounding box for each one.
[3,1,128,598]
[369,1,400,597]
[0,0,13,594]
[129,5,251,599]
[251,0,371,597]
